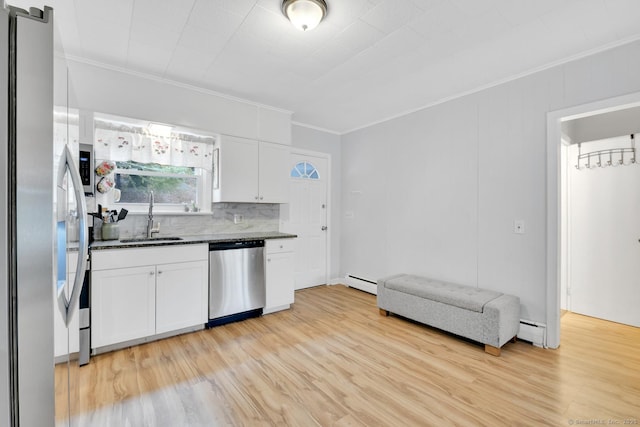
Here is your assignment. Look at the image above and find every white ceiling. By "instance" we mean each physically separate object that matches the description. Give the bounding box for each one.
[9,0,640,134]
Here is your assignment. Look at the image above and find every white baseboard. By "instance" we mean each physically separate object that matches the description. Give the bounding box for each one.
[518,320,546,348]
[343,275,377,295]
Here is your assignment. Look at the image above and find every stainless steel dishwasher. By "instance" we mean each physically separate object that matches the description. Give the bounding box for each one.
[208,240,265,327]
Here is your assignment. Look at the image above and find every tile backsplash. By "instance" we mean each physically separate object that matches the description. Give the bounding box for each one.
[94,203,280,240]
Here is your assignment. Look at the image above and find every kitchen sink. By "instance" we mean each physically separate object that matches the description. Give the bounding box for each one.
[120,236,184,243]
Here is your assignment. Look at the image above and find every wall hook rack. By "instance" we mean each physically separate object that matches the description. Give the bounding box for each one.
[575,134,636,170]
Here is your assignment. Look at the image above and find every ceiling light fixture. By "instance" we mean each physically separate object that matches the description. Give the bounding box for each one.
[282,0,327,32]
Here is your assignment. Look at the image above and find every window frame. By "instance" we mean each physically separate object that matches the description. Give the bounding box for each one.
[113,165,212,214]
[291,161,320,179]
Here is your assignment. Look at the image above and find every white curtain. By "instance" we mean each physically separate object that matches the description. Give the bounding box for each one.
[94,120,215,171]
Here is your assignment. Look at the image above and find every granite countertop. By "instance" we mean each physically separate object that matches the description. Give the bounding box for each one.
[90,231,297,251]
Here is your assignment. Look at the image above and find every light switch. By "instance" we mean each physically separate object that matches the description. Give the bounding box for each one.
[514,220,525,234]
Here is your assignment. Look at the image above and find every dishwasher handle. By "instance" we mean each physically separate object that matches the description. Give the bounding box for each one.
[209,240,264,251]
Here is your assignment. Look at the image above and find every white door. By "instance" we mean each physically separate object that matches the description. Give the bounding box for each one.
[569,141,640,327]
[282,153,328,290]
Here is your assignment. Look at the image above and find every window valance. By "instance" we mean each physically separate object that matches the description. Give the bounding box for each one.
[93,119,216,171]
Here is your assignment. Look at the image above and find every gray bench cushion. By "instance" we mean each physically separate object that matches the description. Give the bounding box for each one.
[384,274,502,313]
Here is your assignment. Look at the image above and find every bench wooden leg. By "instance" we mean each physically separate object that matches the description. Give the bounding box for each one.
[379,308,389,317]
[485,344,501,357]
[511,336,517,343]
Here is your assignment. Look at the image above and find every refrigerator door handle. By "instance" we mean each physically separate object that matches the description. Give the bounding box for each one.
[55,144,89,327]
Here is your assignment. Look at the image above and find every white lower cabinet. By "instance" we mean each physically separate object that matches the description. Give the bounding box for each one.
[156,260,208,334]
[92,265,156,348]
[91,244,208,351]
[264,239,295,314]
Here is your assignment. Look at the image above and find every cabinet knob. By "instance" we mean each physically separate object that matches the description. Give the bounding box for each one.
[260,196,263,200]
[150,271,155,276]
[158,271,163,275]
[255,196,259,200]
[267,258,271,262]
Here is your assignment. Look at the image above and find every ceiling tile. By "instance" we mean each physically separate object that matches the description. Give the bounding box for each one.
[72,0,135,24]
[408,1,463,40]
[75,18,130,66]
[126,41,174,75]
[186,0,246,34]
[164,45,217,83]
[497,0,561,27]
[128,21,182,49]
[323,0,375,29]
[177,23,231,54]
[333,20,385,55]
[217,0,259,16]
[370,26,425,62]
[602,0,640,39]
[235,4,289,45]
[131,0,195,32]
[449,0,504,16]
[361,0,426,34]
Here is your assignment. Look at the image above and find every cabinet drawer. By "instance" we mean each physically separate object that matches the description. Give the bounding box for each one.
[266,238,295,254]
[92,244,208,271]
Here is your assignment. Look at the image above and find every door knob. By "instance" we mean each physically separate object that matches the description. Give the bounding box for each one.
[321,226,328,231]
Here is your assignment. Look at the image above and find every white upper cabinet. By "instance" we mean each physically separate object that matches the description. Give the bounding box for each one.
[258,142,289,203]
[213,135,289,203]
[214,136,260,203]
[258,107,292,145]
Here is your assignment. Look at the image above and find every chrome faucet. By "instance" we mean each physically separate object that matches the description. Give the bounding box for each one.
[146,191,160,238]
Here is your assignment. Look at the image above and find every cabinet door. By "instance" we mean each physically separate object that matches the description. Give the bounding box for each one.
[259,142,289,203]
[265,251,294,311]
[156,260,208,334]
[215,136,259,202]
[91,266,156,348]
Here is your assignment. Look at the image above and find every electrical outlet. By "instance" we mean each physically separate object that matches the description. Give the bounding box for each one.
[514,220,525,234]
[233,214,244,224]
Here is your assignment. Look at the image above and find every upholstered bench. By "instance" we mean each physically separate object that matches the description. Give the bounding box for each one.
[377,274,520,356]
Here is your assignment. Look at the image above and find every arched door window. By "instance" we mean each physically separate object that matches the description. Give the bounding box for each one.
[291,161,319,179]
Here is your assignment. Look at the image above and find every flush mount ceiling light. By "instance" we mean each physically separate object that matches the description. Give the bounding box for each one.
[282,0,327,32]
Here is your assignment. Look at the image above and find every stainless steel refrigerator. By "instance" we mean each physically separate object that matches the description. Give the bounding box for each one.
[1,5,88,426]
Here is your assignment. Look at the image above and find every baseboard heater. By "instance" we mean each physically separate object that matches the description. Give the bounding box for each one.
[517,320,546,348]
[344,274,377,295]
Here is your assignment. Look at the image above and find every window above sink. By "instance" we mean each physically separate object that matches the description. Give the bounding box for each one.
[92,112,218,214]
[115,161,200,209]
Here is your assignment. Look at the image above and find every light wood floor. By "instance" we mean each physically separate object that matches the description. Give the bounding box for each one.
[56,285,640,426]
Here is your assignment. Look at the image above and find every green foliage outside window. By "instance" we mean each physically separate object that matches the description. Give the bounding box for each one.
[115,161,199,204]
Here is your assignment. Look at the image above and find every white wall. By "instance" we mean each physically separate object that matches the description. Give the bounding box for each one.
[341,39,640,324]
[64,58,289,141]
[291,124,342,279]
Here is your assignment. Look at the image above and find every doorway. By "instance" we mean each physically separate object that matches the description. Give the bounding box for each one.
[562,135,640,327]
[281,150,330,290]
[546,91,640,348]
